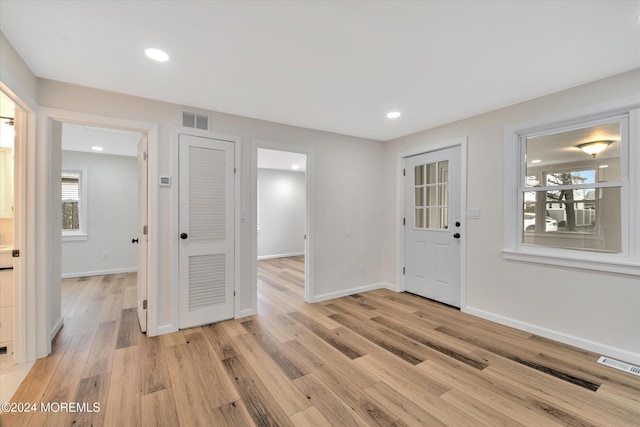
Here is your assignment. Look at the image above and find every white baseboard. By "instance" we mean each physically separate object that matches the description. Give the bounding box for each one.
[237,308,257,318]
[155,324,178,337]
[463,306,640,366]
[309,282,397,303]
[61,267,137,279]
[257,252,304,261]
[50,317,64,340]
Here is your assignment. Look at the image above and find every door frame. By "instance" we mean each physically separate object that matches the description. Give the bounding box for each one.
[0,82,36,363]
[396,137,468,309]
[171,128,242,330]
[40,108,159,337]
[252,140,315,311]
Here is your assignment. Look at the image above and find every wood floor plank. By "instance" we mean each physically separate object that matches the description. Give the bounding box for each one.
[5,258,639,427]
[141,389,180,427]
[222,354,293,426]
[65,373,110,427]
[103,345,142,427]
[140,335,172,395]
[81,320,118,379]
[233,332,312,416]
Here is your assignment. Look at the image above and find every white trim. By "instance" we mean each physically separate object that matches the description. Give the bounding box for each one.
[155,324,177,336]
[463,306,640,366]
[0,81,37,364]
[49,317,63,341]
[252,140,315,308]
[309,282,398,303]
[395,137,468,308]
[257,252,304,261]
[171,127,242,332]
[503,98,640,273]
[237,308,257,319]
[61,267,137,279]
[39,108,160,338]
[61,234,88,242]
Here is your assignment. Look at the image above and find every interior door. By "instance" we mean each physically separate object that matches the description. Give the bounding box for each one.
[404,145,461,307]
[136,135,148,332]
[179,134,235,329]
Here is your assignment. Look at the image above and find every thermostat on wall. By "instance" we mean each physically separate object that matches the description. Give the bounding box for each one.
[159,176,172,187]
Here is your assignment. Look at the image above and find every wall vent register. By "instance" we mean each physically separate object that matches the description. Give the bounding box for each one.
[182,111,209,131]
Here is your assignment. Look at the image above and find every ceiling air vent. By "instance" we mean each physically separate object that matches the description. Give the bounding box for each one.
[182,111,209,131]
[597,356,640,377]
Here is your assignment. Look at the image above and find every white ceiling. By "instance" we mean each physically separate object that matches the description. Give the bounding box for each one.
[1,1,639,142]
[258,148,307,172]
[62,123,142,157]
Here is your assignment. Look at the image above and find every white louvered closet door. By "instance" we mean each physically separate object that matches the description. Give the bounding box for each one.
[179,134,235,329]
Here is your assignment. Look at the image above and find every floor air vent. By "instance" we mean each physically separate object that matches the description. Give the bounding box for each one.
[597,356,640,377]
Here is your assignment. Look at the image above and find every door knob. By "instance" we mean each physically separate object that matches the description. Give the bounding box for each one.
[453,233,461,239]
[180,233,188,240]
[131,238,139,244]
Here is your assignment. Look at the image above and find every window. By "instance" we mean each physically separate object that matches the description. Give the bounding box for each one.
[414,160,449,229]
[504,105,640,275]
[62,168,87,240]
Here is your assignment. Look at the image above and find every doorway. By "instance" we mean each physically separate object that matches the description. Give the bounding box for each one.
[403,145,463,307]
[256,148,309,307]
[56,121,149,332]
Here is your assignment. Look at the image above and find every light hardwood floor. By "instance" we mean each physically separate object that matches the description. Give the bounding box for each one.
[2,256,639,426]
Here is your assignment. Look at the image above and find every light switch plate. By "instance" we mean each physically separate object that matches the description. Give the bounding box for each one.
[466,208,481,219]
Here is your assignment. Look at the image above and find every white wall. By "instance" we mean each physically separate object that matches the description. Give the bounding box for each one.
[61,150,138,277]
[383,68,640,363]
[36,79,386,332]
[257,168,305,259]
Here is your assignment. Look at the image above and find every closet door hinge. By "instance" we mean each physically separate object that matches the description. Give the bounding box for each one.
[142,300,147,310]
[402,267,405,275]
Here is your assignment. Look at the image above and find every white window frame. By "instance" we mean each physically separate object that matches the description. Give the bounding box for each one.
[503,99,640,276]
[61,166,88,241]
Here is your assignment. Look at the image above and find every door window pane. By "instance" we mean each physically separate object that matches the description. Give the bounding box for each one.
[414,160,449,230]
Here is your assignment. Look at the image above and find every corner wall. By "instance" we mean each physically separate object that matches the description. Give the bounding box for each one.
[383,69,640,363]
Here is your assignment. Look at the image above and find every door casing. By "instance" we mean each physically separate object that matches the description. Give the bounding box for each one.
[396,137,468,309]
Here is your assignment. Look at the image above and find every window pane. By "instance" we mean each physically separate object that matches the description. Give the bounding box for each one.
[439,207,449,230]
[425,208,436,228]
[438,183,449,206]
[438,161,449,183]
[425,186,436,207]
[415,208,425,228]
[525,121,621,187]
[415,187,424,207]
[62,201,79,230]
[426,163,437,184]
[522,188,621,253]
[415,165,425,185]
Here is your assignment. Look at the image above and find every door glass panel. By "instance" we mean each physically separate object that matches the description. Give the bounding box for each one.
[426,163,437,184]
[438,161,449,183]
[414,160,450,230]
[439,207,449,229]
[415,165,425,185]
[415,187,424,207]
[415,208,425,228]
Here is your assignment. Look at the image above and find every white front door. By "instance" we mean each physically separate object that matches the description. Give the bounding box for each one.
[179,134,235,329]
[404,146,462,307]
[136,135,148,332]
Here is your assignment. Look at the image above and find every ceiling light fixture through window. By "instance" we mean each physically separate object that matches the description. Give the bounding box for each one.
[91,146,103,151]
[386,111,401,119]
[145,48,170,62]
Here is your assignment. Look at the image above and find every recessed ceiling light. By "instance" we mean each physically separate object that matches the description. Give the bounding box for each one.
[291,164,300,170]
[531,159,541,164]
[386,111,401,119]
[91,146,103,151]
[145,48,170,62]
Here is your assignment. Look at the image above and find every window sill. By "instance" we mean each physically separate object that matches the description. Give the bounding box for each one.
[502,248,640,276]
[62,234,88,242]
